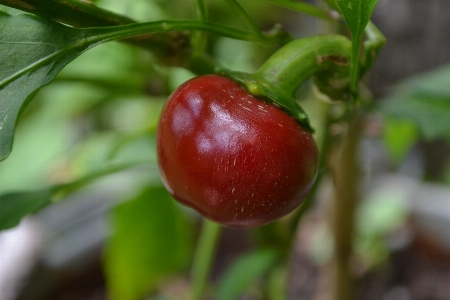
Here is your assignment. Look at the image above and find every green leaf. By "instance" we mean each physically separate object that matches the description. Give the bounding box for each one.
[217,248,279,300]
[104,186,192,300]
[336,0,378,33]
[335,0,379,92]
[0,12,94,161]
[0,189,52,230]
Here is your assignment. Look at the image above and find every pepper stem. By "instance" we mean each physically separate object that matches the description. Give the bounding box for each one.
[218,35,352,131]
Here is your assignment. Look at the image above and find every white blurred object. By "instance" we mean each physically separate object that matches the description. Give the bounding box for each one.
[367,173,450,252]
[0,218,44,300]
[411,183,450,250]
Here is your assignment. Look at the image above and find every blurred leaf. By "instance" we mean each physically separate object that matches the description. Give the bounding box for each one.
[402,64,450,98]
[0,162,146,231]
[355,189,408,265]
[0,107,68,193]
[263,0,334,20]
[104,186,192,300]
[323,0,340,10]
[383,117,419,165]
[99,0,168,22]
[380,95,450,141]
[266,265,287,300]
[217,248,279,300]
[379,64,450,142]
[0,189,52,230]
[358,191,408,236]
[214,37,257,72]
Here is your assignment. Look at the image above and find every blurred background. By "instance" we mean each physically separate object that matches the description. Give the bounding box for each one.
[1,0,450,299]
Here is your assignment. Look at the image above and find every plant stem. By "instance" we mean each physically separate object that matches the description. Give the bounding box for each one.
[349,35,362,96]
[192,0,209,54]
[329,110,362,300]
[83,19,288,48]
[191,219,222,300]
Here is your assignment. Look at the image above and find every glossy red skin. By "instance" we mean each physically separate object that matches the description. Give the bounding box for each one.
[157,75,318,228]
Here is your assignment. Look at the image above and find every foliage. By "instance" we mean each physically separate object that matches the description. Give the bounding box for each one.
[104,186,193,300]
[0,0,449,300]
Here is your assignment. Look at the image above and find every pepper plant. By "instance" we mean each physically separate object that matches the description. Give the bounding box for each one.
[0,0,386,299]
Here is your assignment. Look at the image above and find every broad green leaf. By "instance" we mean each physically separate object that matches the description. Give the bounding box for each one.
[0,12,95,161]
[103,186,192,300]
[335,0,379,92]
[0,12,275,162]
[217,248,279,300]
[0,189,52,230]
[0,162,147,231]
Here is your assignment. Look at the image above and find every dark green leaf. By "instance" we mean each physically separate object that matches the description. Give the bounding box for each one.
[0,12,93,161]
[104,186,192,300]
[0,189,52,230]
[217,248,279,300]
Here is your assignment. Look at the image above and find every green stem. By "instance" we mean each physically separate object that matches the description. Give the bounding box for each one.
[330,109,362,300]
[191,219,222,300]
[349,34,362,96]
[194,0,209,24]
[257,35,351,95]
[82,19,288,48]
[263,0,337,21]
[192,0,209,54]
